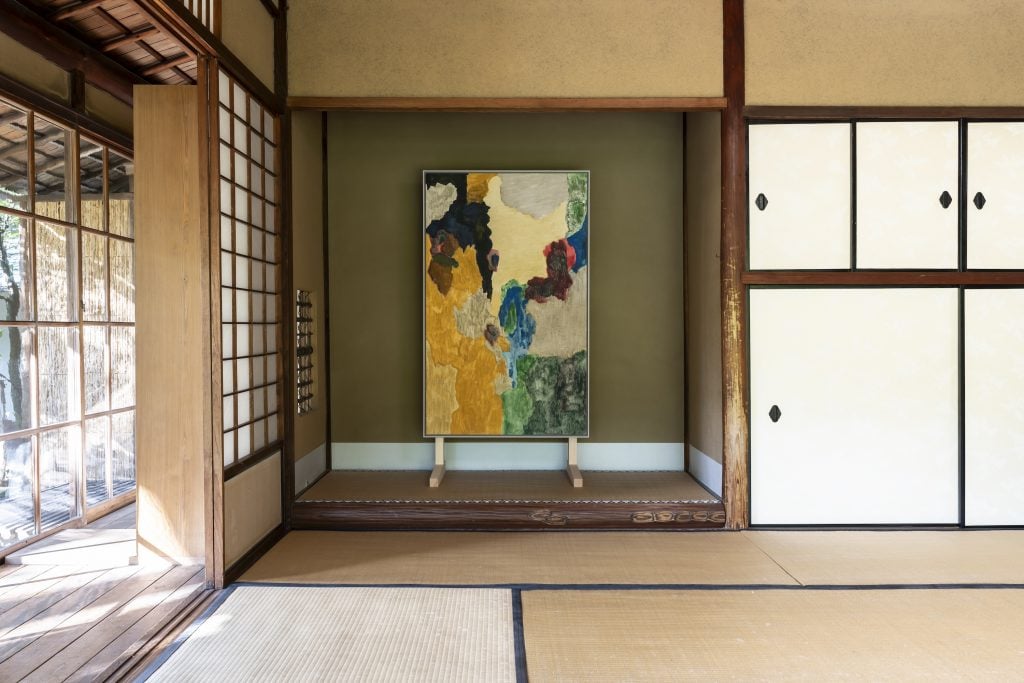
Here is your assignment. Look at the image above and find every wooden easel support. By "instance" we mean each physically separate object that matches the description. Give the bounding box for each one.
[566,436,583,488]
[429,437,446,487]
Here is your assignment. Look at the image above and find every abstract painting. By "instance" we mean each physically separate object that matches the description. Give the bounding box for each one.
[424,171,589,437]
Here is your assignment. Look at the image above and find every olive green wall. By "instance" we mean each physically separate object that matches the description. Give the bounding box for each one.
[328,112,685,443]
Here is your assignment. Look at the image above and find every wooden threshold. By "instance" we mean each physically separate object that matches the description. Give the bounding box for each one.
[742,271,1024,286]
[287,96,728,112]
[291,500,726,530]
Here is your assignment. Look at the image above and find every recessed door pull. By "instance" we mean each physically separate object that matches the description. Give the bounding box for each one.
[973,192,986,210]
[939,190,953,209]
[769,405,782,423]
[755,193,768,211]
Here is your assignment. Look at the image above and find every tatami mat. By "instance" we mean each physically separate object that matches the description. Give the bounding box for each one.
[144,586,515,682]
[745,530,1024,585]
[240,531,795,585]
[522,588,1024,681]
[299,471,717,503]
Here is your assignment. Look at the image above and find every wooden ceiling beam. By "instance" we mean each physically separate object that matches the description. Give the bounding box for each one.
[140,53,193,77]
[0,0,144,105]
[50,0,109,22]
[101,26,161,52]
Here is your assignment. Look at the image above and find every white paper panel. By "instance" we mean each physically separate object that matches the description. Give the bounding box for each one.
[749,123,851,270]
[965,289,1024,526]
[967,123,1024,269]
[751,288,959,524]
[856,122,959,269]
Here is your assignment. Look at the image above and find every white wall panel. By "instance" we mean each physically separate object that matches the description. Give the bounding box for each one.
[751,288,959,524]
[967,123,1024,269]
[856,122,959,269]
[748,123,851,270]
[965,289,1024,526]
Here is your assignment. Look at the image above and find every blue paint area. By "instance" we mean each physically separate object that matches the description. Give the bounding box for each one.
[567,213,588,272]
[498,282,535,388]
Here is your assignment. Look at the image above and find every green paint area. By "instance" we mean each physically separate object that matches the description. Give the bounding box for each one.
[566,172,588,234]
[502,351,587,436]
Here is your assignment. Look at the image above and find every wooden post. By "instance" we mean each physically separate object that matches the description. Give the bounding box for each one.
[566,437,583,487]
[721,0,751,529]
[429,437,446,487]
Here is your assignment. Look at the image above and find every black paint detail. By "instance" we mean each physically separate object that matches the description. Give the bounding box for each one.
[425,173,495,298]
[973,192,986,210]
[769,405,781,423]
[939,190,953,209]
[755,192,768,211]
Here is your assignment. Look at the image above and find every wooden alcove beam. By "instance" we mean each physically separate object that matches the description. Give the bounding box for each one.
[287,96,728,112]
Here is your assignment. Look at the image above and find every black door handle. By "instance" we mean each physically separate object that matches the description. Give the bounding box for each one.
[755,193,768,211]
[973,192,986,210]
[769,405,781,423]
[939,191,952,209]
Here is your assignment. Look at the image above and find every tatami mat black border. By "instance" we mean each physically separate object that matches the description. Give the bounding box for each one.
[233,580,1024,591]
[511,589,528,683]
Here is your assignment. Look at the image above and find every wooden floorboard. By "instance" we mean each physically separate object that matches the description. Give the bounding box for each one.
[0,565,68,606]
[64,566,205,683]
[0,565,99,618]
[18,566,198,683]
[0,565,169,681]
[89,504,136,531]
[0,566,127,661]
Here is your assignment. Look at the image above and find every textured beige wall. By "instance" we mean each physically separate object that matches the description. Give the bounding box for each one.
[328,112,685,443]
[291,111,328,462]
[221,0,276,91]
[684,112,722,463]
[225,451,282,566]
[84,84,132,135]
[747,0,1024,106]
[289,0,722,97]
[0,33,68,102]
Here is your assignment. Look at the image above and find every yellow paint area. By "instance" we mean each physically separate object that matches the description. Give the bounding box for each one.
[425,238,505,435]
[466,173,497,203]
[483,175,569,316]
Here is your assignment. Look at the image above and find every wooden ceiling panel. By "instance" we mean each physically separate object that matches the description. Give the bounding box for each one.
[24,0,198,86]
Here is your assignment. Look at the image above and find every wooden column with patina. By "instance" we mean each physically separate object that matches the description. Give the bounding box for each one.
[721,0,750,528]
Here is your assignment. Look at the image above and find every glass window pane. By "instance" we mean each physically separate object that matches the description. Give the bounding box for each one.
[111,326,135,410]
[251,229,263,260]
[80,140,104,231]
[34,119,70,222]
[39,426,78,530]
[249,99,261,133]
[265,172,275,203]
[85,416,110,506]
[237,358,250,391]
[265,204,275,233]
[252,324,264,354]
[108,150,134,239]
[267,384,278,413]
[0,102,30,212]
[268,415,278,443]
[0,326,32,434]
[223,430,234,466]
[111,410,135,496]
[36,222,77,322]
[264,111,274,142]
[220,215,231,248]
[235,255,249,289]
[222,360,234,394]
[219,143,230,179]
[237,389,250,423]
[82,232,107,321]
[39,326,80,425]
[0,212,33,321]
[232,84,246,119]
[0,436,34,546]
[110,238,134,322]
[84,325,108,415]
[265,234,276,262]
[236,323,249,357]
